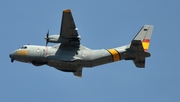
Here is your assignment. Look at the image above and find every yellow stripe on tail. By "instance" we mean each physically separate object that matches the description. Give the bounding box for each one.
[107,49,121,61]
[142,39,150,51]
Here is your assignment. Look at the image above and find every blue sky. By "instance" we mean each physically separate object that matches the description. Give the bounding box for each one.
[1,0,180,102]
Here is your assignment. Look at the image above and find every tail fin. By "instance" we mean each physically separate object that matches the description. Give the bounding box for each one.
[126,25,154,68]
[133,25,154,52]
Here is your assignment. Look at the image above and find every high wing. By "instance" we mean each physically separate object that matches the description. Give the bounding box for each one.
[46,9,82,78]
[59,9,80,46]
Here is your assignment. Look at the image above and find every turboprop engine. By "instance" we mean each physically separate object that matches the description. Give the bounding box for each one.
[44,30,81,46]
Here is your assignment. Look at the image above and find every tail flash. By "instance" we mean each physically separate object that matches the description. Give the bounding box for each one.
[133,25,154,51]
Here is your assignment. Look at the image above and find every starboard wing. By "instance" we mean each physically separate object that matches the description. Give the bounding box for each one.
[59,9,80,46]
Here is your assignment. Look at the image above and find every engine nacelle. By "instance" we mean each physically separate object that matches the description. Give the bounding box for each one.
[45,35,81,43]
[45,35,60,43]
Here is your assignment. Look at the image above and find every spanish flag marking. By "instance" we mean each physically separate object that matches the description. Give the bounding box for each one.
[142,39,150,51]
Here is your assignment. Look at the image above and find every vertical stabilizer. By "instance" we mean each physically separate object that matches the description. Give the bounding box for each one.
[133,25,154,51]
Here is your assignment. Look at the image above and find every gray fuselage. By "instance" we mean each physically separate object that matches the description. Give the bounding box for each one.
[10,44,128,71]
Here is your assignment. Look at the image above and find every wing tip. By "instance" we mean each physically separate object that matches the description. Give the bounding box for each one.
[63,9,71,13]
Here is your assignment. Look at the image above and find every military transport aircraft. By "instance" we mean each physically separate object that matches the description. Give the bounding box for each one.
[9,9,154,78]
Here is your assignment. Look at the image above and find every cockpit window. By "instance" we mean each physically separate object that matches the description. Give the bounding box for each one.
[20,46,27,49]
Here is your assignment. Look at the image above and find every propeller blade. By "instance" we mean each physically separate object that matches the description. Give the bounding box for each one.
[46,30,49,38]
[46,30,49,46]
[46,40,48,46]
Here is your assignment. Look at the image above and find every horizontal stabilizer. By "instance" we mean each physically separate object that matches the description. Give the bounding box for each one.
[133,58,145,68]
[126,40,150,68]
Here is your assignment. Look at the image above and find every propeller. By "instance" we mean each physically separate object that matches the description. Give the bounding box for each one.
[45,30,49,46]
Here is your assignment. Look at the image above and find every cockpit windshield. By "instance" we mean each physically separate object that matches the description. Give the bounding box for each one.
[20,46,27,49]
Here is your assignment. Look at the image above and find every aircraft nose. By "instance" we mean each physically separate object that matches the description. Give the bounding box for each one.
[9,54,11,58]
[9,51,16,63]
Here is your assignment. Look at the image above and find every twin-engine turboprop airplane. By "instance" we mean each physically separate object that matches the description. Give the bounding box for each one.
[9,9,154,78]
